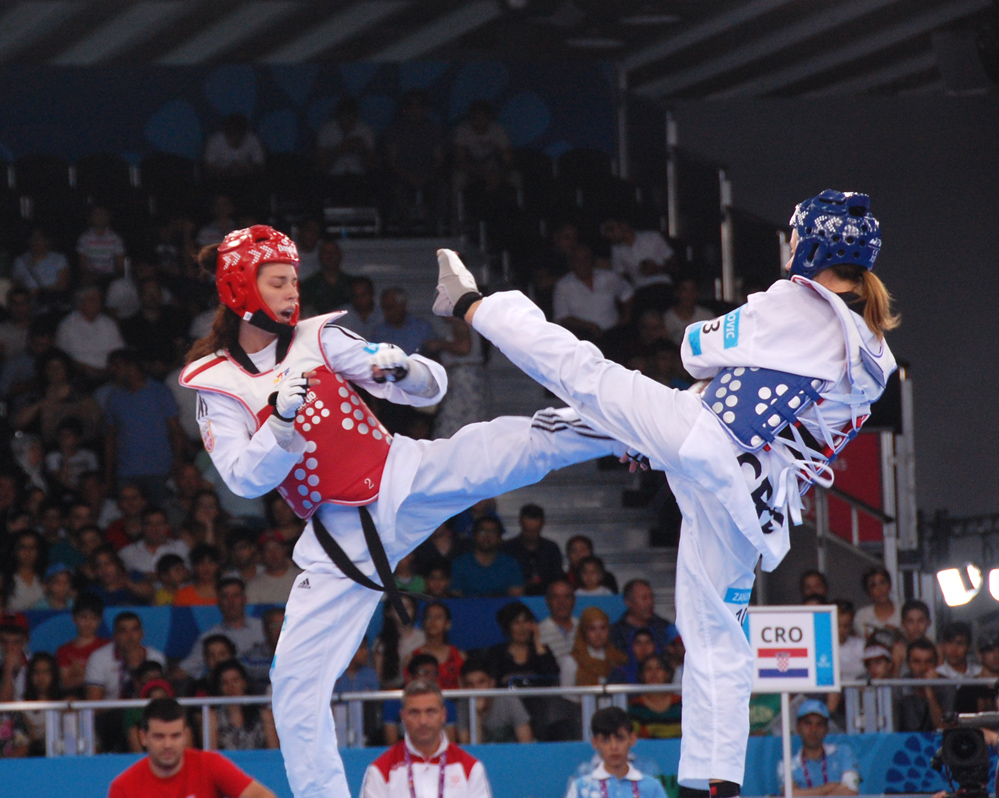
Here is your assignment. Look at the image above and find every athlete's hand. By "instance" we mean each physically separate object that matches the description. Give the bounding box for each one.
[270,369,320,421]
[370,343,411,383]
[619,450,651,473]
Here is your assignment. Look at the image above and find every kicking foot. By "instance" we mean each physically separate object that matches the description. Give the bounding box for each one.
[433,249,482,319]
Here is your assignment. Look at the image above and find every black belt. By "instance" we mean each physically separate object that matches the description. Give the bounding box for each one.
[311,505,419,625]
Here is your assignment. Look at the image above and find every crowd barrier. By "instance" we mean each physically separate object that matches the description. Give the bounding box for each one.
[0,730,966,798]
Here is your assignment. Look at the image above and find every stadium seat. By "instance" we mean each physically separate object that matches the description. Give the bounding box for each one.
[13,153,71,195]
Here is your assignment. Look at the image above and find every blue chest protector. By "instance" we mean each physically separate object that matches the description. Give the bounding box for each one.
[702,367,825,452]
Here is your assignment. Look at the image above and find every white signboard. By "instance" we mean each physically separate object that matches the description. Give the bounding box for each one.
[746,605,840,693]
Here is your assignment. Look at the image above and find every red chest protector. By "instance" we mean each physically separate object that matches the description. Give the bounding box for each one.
[180,313,392,519]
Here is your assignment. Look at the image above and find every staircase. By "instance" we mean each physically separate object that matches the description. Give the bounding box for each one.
[339,238,678,620]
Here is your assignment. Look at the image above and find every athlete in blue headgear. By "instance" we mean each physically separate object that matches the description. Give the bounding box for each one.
[434,190,898,798]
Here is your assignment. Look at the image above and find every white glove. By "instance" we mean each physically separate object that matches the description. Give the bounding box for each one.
[433,249,481,318]
[270,374,311,421]
[370,343,410,383]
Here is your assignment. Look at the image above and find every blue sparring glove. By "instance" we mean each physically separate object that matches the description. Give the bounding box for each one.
[369,343,411,384]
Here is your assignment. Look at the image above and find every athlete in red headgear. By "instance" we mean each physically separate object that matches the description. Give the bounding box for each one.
[181,225,621,798]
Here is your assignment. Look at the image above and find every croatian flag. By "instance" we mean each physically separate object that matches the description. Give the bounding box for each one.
[758,648,809,679]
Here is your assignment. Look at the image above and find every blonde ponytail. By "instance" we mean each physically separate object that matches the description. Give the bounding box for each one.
[858,270,899,339]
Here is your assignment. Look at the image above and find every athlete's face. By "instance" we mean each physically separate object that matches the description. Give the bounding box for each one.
[257,262,299,323]
[401,693,446,751]
[139,717,186,774]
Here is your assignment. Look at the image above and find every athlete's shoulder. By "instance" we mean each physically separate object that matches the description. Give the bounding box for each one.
[180,351,229,385]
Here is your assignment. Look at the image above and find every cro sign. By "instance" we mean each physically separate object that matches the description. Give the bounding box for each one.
[746,606,840,693]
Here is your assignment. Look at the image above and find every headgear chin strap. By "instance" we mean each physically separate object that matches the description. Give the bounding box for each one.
[788,190,881,279]
[216,225,300,328]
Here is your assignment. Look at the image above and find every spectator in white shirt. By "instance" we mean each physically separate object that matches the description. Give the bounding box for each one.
[937,622,982,680]
[119,507,190,579]
[552,245,633,344]
[85,612,166,701]
[317,97,376,178]
[204,114,265,180]
[12,229,70,307]
[602,218,675,289]
[76,206,126,283]
[537,579,579,661]
[663,274,714,345]
[176,578,265,679]
[246,532,301,605]
[55,285,125,382]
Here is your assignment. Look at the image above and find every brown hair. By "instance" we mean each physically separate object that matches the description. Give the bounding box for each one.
[185,244,239,363]
[829,265,899,339]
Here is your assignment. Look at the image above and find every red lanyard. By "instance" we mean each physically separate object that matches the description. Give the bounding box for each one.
[599,777,641,798]
[404,743,448,798]
[802,748,828,788]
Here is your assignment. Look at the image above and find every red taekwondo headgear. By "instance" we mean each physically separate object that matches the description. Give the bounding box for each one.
[216,225,300,331]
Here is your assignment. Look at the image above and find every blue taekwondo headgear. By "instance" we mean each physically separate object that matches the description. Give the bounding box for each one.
[788,190,881,279]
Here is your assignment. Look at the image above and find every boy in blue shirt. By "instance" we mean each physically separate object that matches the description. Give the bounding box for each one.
[567,707,668,798]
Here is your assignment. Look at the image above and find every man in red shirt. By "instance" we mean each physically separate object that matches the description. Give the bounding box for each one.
[108,698,276,798]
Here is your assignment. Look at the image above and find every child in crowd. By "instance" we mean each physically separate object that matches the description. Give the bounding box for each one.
[153,553,191,606]
[54,594,107,697]
[33,563,76,610]
[424,562,455,599]
[566,707,668,798]
[76,205,126,283]
[44,418,99,493]
[575,556,614,596]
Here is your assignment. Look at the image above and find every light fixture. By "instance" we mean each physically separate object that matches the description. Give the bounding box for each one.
[937,564,982,607]
[988,569,999,601]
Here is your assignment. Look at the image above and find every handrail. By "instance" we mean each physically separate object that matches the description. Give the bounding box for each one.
[825,484,895,524]
[2,677,986,754]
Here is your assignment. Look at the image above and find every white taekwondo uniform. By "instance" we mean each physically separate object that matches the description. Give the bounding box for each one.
[181,312,618,798]
[470,277,895,789]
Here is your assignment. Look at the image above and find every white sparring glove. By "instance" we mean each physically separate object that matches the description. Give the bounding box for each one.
[269,374,311,421]
[433,249,482,318]
[369,343,440,398]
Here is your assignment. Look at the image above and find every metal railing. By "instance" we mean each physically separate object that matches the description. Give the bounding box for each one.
[1,677,987,756]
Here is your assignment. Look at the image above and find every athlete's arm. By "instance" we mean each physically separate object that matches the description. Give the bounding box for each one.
[197,390,304,499]
[319,322,447,406]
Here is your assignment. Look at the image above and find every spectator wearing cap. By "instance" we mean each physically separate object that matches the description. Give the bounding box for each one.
[173,544,222,607]
[502,504,565,596]
[862,643,894,680]
[176,578,265,681]
[777,700,860,796]
[937,622,981,680]
[33,562,76,610]
[246,532,301,605]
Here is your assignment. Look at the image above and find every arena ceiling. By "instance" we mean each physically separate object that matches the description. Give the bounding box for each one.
[1,0,996,97]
